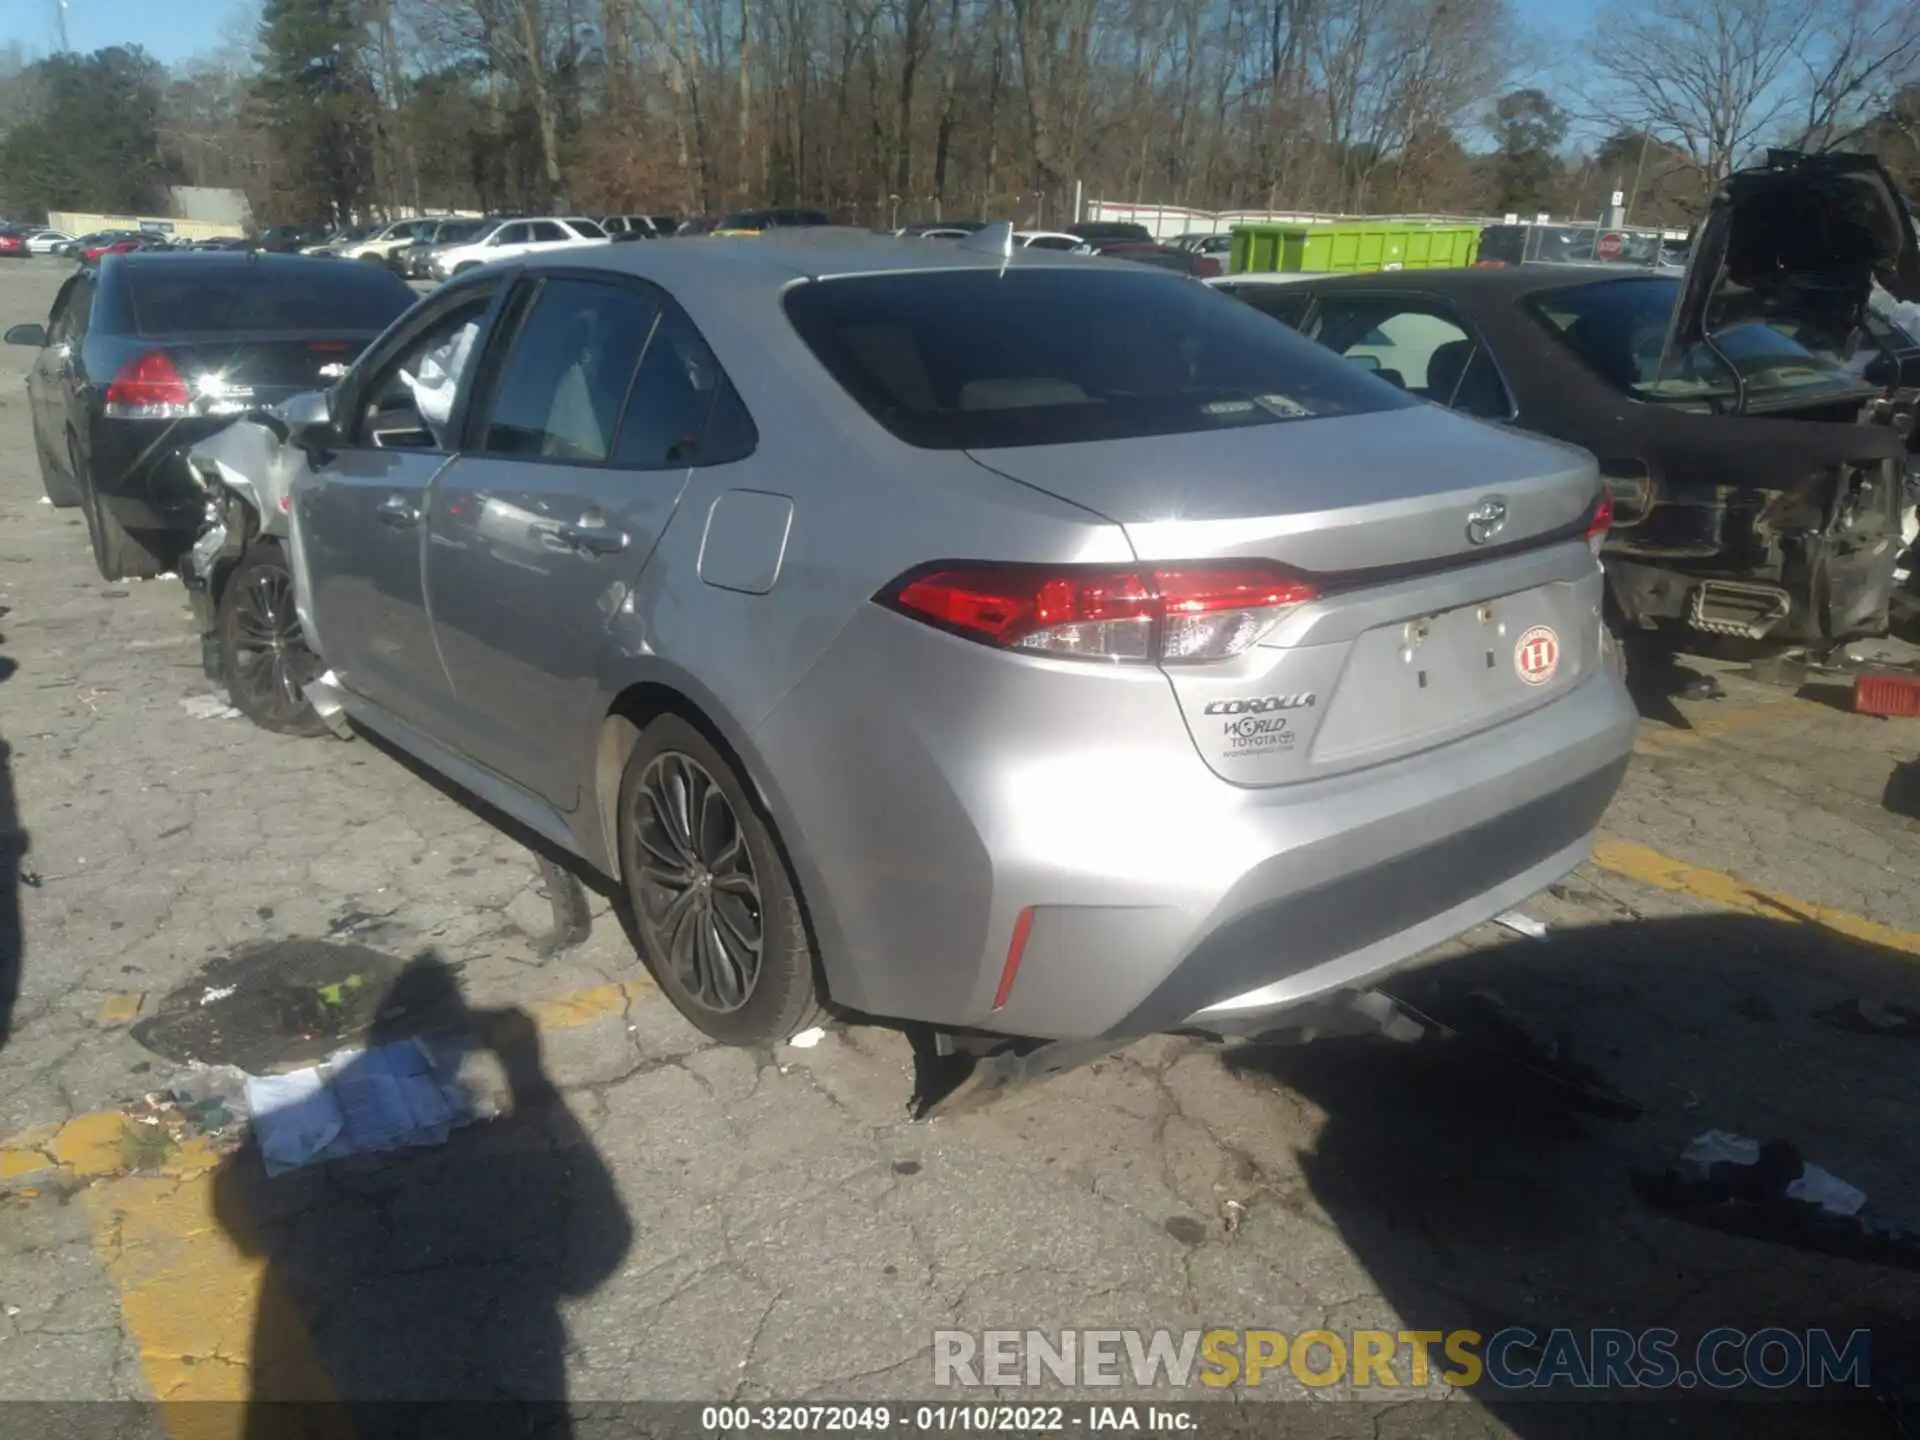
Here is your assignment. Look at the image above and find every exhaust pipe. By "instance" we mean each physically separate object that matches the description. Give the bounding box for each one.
[1688,581,1791,640]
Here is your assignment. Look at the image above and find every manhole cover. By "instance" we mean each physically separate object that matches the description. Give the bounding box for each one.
[131,939,414,1071]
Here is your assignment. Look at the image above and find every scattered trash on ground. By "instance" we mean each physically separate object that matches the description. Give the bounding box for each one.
[199,985,237,1007]
[247,1039,489,1176]
[1677,1130,1866,1217]
[1634,1131,1920,1271]
[1493,910,1549,941]
[788,1026,826,1049]
[179,695,240,720]
[1222,1198,1247,1235]
[35,496,49,506]
[125,1063,252,1147]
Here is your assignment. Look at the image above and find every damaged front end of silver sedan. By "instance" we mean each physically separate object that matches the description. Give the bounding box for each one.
[178,392,343,737]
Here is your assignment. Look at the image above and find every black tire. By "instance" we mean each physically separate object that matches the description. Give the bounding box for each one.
[34,434,80,507]
[216,539,328,737]
[74,435,164,581]
[617,715,821,1046]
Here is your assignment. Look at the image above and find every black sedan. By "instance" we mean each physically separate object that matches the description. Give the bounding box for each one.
[1211,155,1920,656]
[4,250,417,580]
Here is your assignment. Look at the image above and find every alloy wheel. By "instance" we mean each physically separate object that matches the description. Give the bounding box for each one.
[630,752,763,1013]
[229,563,318,723]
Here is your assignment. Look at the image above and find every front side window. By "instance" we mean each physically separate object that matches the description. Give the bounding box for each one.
[492,224,530,247]
[475,279,658,462]
[784,268,1414,450]
[352,293,495,450]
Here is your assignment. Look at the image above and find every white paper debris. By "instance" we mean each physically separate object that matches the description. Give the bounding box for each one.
[1785,1165,1867,1217]
[1682,1130,1761,1169]
[1494,910,1549,941]
[1680,1130,1867,1217]
[787,1026,826,1049]
[36,496,50,505]
[246,1066,342,1173]
[199,984,237,1006]
[180,695,240,720]
[245,1039,482,1176]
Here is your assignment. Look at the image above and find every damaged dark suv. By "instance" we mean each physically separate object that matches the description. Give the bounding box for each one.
[1219,150,1920,655]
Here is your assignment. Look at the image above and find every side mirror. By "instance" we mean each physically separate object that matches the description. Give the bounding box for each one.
[4,323,47,347]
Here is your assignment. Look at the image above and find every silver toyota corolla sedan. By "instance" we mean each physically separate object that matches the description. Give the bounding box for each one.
[233,226,1636,1048]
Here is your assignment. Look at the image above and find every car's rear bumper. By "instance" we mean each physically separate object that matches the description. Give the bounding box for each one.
[87,416,221,534]
[754,607,1639,1042]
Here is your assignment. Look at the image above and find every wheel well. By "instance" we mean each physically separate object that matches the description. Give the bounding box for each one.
[595,684,746,883]
[596,682,835,1005]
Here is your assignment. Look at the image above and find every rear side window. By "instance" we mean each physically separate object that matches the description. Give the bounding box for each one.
[613,309,757,469]
[530,221,570,243]
[476,278,657,462]
[783,268,1415,450]
[125,265,414,336]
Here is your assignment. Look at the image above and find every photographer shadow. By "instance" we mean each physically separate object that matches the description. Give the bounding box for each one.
[213,955,633,1439]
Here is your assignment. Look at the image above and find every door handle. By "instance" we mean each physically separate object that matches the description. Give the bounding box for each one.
[556,521,628,555]
[376,495,420,527]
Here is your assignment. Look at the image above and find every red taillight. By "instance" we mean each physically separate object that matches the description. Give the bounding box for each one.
[1587,489,1614,557]
[883,562,1317,664]
[105,351,192,417]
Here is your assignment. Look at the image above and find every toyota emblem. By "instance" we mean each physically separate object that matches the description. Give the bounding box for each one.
[1466,496,1508,546]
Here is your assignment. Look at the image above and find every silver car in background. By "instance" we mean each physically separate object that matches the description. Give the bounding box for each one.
[266,226,1635,1048]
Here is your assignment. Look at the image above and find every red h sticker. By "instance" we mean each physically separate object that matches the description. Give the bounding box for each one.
[1514,625,1560,686]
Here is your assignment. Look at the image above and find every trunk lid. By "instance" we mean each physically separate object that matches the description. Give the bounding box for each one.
[1662,150,1920,380]
[968,406,1608,785]
[156,334,375,412]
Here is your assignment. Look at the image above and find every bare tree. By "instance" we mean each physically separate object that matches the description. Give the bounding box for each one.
[1586,0,1810,186]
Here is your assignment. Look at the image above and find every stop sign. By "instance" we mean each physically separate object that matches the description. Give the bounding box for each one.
[1596,231,1624,262]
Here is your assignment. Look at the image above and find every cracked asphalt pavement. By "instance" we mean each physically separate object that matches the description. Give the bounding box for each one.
[0,259,1917,1436]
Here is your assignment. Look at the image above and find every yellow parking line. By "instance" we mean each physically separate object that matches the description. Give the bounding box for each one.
[1590,839,1920,959]
[0,973,655,1433]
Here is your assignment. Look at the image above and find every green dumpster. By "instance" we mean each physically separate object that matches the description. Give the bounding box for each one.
[1229,221,1481,276]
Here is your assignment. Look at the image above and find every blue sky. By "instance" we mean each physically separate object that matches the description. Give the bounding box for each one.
[2,0,256,68]
[13,0,1601,72]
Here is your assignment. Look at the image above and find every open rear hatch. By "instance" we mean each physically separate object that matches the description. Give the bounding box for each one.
[968,404,1609,786]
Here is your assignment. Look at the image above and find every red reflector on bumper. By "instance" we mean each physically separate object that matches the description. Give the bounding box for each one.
[990,907,1036,1011]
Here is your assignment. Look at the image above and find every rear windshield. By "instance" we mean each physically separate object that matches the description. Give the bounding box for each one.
[783,268,1416,450]
[126,264,416,336]
[1528,276,1874,408]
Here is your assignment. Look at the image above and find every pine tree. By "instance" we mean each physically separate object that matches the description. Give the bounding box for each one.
[256,0,379,223]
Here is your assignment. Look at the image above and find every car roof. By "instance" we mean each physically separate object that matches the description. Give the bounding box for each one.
[511,225,1134,292]
[107,249,406,278]
[1273,265,1678,297]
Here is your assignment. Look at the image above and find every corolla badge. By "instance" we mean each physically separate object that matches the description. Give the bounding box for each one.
[1466,495,1508,546]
